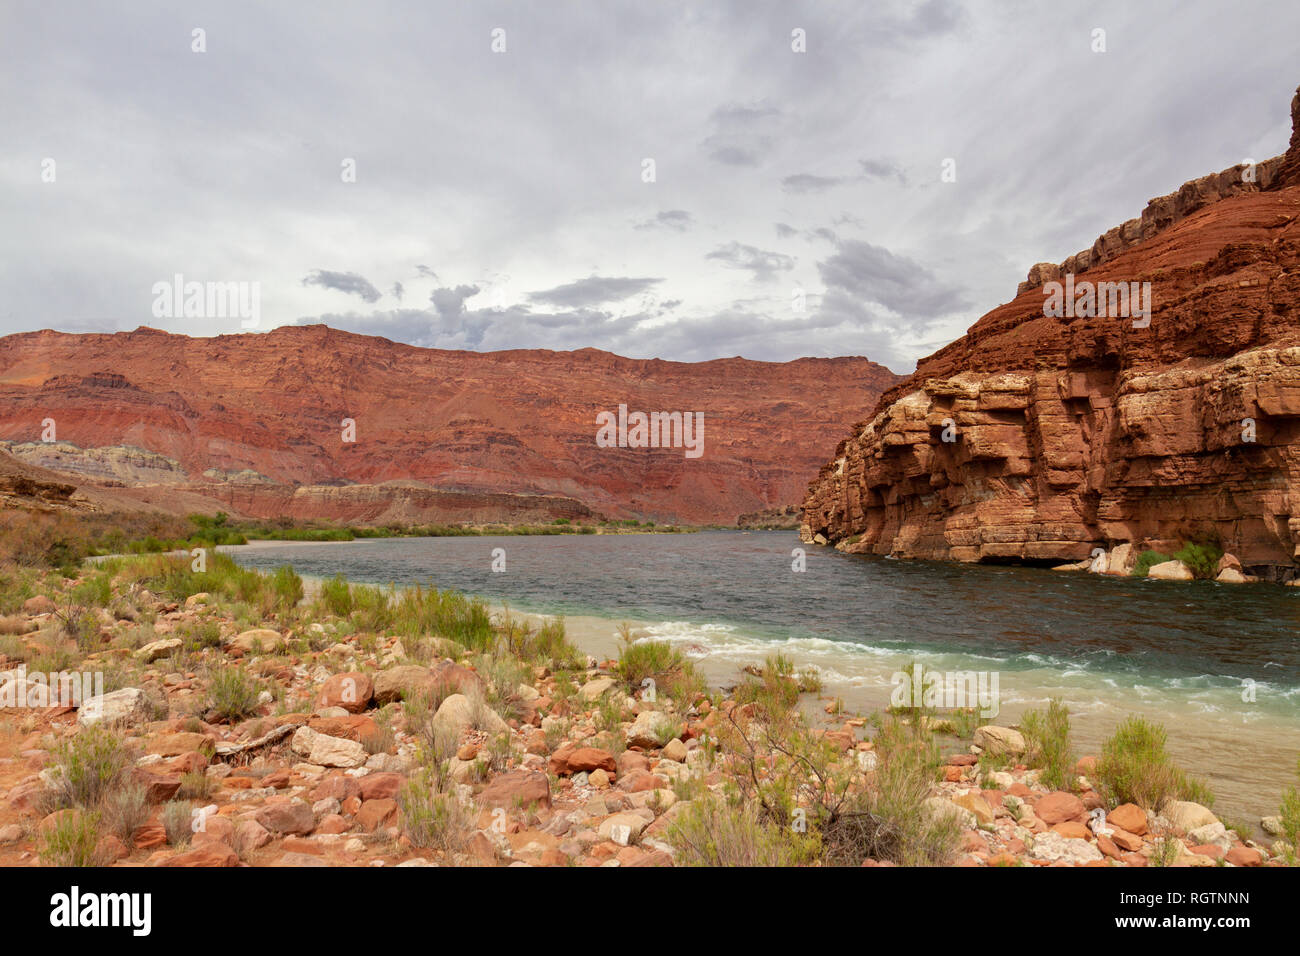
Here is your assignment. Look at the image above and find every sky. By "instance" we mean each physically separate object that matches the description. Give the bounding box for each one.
[2,0,1297,374]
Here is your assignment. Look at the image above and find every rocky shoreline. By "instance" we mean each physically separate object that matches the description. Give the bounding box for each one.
[0,555,1294,868]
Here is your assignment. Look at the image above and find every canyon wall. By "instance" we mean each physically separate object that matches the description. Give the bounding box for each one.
[0,330,901,526]
[802,86,1300,572]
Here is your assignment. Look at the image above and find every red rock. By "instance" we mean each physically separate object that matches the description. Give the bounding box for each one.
[478,770,550,809]
[311,774,361,803]
[988,852,1019,867]
[1007,783,1032,798]
[95,834,130,862]
[132,823,166,850]
[1110,828,1144,852]
[980,789,1004,809]
[617,751,649,775]
[158,844,239,867]
[1035,791,1086,826]
[1051,821,1091,841]
[946,754,978,766]
[1075,756,1098,775]
[359,772,404,801]
[1107,803,1147,836]
[566,747,617,774]
[356,798,398,831]
[1190,844,1225,860]
[1097,835,1122,861]
[1226,846,1262,867]
[316,814,348,834]
[132,768,182,803]
[307,714,377,743]
[0,330,898,526]
[254,800,315,835]
[233,819,271,856]
[943,766,963,782]
[192,815,235,847]
[801,86,1300,572]
[317,672,374,714]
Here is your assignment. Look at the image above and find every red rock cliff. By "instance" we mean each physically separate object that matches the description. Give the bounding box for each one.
[802,85,1300,570]
[0,329,901,526]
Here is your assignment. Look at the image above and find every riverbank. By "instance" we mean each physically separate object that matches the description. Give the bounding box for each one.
[0,551,1292,867]
[220,532,1300,827]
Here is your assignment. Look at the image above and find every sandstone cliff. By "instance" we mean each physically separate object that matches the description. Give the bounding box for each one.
[0,330,901,526]
[802,85,1300,572]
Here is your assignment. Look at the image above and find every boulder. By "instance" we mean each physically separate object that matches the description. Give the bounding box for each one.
[1106,803,1147,835]
[432,693,508,739]
[1163,800,1218,833]
[626,710,676,749]
[479,770,550,809]
[225,628,285,654]
[973,725,1025,757]
[290,726,367,768]
[317,672,374,714]
[1147,560,1194,581]
[371,665,435,704]
[77,688,151,727]
[136,638,182,663]
[1035,791,1086,825]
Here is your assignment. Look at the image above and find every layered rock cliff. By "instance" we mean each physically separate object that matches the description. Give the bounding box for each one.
[802,85,1300,572]
[0,329,901,526]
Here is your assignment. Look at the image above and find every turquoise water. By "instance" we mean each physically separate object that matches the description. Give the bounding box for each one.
[228,530,1300,821]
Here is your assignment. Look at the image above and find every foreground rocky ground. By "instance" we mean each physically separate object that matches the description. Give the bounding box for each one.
[0,556,1293,868]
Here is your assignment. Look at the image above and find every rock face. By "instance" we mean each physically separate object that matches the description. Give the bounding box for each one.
[0,328,901,526]
[803,86,1300,571]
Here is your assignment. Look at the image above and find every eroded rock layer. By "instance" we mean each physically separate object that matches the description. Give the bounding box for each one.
[0,329,901,526]
[802,86,1300,570]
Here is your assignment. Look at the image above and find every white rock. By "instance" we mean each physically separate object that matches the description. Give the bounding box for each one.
[77,688,151,727]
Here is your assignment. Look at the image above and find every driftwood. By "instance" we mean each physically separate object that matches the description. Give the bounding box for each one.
[212,722,294,758]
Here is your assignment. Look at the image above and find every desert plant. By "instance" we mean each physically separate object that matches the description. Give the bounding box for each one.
[1095,715,1214,810]
[45,725,133,811]
[1132,550,1172,578]
[101,782,149,843]
[1020,698,1074,790]
[206,665,262,722]
[40,810,104,866]
[162,800,194,846]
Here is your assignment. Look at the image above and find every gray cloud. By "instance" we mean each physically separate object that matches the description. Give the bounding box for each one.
[302,270,382,303]
[528,276,662,309]
[782,173,847,194]
[635,210,694,231]
[2,0,1297,375]
[707,242,796,281]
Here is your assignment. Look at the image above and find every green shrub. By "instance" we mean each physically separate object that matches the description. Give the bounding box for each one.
[45,726,133,811]
[398,768,473,852]
[1279,758,1300,850]
[162,800,194,846]
[1095,716,1214,810]
[206,666,262,722]
[269,565,304,612]
[1173,541,1223,580]
[1020,698,1074,790]
[667,794,822,866]
[40,810,104,866]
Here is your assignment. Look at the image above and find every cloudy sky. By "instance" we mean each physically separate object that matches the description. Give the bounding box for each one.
[2,0,1297,373]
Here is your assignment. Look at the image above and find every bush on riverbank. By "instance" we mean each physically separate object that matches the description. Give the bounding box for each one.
[1020,698,1074,790]
[1095,715,1214,810]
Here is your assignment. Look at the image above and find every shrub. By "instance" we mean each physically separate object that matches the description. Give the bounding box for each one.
[45,726,133,811]
[667,795,821,866]
[318,574,353,617]
[162,800,194,846]
[40,810,104,866]
[1173,541,1223,580]
[266,564,303,613]
[101,783,149,843]
[1095,716,1214,810]
[1020,698,1074,790]
[397,768,473,852]
[206,666,262,722]
[1132,550,1172,578]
